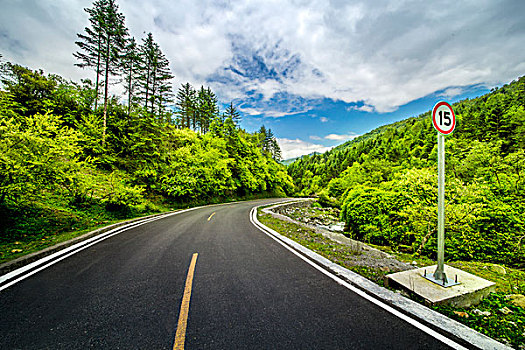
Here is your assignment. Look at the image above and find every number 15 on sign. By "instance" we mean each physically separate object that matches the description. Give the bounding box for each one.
[432,101,456,135]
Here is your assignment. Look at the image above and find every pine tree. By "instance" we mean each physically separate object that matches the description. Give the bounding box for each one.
[121,37,139,117]
[73,0,107,111]
[74,0,129,142]
[176,82,196,129]
[152,49,174,118]
[224,102,241,126]
[257,126,281,161]
[195,87,219,133]
[137,33,174,117]
[270,137,282,161]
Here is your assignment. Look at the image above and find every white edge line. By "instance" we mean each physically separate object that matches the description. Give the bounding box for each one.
[0,198,296,292]
[249,206,469,350]
[0,207,201,292]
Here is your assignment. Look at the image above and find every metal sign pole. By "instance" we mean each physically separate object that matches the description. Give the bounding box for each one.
[434,132,447,282]
[425,101,459,287]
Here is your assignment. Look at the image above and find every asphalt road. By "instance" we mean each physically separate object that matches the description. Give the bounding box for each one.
[1,199,456,349]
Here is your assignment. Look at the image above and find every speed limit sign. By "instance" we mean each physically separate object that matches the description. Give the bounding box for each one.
[432,101,456,135]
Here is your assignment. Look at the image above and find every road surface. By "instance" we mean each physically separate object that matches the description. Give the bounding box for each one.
[1,199,457,349]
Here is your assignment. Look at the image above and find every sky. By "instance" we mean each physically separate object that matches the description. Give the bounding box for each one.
[1,0,525,159]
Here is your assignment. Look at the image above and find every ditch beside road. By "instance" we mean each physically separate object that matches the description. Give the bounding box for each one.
[258,199,525,349]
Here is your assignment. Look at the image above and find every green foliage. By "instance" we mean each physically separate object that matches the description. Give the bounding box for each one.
[433,293,524,348]
[289,76,525,268]
[0,58,294,254]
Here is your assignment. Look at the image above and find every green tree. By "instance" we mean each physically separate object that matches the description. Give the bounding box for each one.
[74,0,129,142]
[137,33,174,116]
[223,102,241,125]
[0,63,56,117]
[176,82,196,129]
[121,37,139,117]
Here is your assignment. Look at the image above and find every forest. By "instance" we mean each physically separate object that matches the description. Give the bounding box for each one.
[0,0,292,251]
[288,76,525,268]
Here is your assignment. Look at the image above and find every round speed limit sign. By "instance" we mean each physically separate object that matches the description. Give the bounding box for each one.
[432,101,456,135]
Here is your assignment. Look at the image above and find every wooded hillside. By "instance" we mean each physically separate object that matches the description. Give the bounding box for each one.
[288,76,525,267]
[0,61,292,248]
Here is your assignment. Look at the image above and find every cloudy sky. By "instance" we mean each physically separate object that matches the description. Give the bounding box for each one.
[2,0,525,159]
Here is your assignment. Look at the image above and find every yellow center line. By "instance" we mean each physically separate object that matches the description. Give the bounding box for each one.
[173,253,199,350]
[207,212,215,221]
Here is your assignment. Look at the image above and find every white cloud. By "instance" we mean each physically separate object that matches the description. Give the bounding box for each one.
[439,87,464,99]
[277,138,332,159]
[347,104,375,113]
[319,116,329,122]
[2,0,525,115]
[309,135,322,140]
[324,133,360,141]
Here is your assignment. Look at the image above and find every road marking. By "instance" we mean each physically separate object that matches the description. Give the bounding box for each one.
[250,207,470,350]
[207,212,215,221]
[173,253,199,350]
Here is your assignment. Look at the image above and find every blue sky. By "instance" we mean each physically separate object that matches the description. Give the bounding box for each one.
[1,0,525,159]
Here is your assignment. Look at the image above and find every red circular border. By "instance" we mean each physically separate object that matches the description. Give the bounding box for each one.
[432,101,456,135]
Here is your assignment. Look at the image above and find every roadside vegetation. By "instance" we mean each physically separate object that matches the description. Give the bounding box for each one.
[0,0,292,264]
[285,78,524,347]
[288,76,525,269]
[258,203,525,348]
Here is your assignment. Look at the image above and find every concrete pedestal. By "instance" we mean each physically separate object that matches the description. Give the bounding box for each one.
[385,265,496,308]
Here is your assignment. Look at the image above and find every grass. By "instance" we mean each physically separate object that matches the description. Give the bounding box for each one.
[258,209,390,286]
[0,199,171,265]
[258,206,525,349]
[0,192,284,266]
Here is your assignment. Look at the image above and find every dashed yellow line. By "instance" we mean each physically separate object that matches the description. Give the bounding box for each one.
[173,253,198,350]
[207,212,216,221]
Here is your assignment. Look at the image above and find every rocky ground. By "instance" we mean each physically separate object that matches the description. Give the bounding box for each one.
[261,199,525,349]
[265,200,413,274]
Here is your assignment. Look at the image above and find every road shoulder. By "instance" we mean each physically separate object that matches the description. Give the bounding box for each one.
[252,201,512,350]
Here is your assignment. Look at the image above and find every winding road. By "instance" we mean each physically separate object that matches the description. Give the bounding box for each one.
[1,199,459,349]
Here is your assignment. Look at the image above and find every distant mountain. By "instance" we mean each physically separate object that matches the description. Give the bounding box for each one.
[281,152,321,166]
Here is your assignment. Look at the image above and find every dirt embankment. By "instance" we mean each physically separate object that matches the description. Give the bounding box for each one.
[264,200,413,273]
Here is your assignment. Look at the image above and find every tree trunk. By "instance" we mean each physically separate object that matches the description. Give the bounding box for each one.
[127,61,133,117]
[144,65,150,111]
[94,34,102,111]
[102,35,110,145]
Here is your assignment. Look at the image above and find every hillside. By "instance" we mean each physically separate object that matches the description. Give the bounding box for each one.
[287,76,525,267]
[0,62,293,262]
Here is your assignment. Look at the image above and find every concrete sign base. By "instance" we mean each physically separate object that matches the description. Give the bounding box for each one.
[386,265,495,308]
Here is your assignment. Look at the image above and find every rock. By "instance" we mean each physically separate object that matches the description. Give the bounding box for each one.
[453,311,469,318]
[491,264,506,275]
[498,307,513,315]
[509,294,525,308]
[472,309,491,316]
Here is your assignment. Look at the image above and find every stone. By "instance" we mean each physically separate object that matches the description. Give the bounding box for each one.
[509,294,525,308]
[491,264,506,275]
[498,307,513,315]
[453,311,469,318]
[472,309,491,316]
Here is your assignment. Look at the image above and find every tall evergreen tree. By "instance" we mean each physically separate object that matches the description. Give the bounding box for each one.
[74,0,128,142]
[176,82,196,129]
[137,33,174,117]
[224,102,241,126]
[121,37,139,117]
[257,125,281,161]
[73,0,107,111]
[195,86,219,133]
